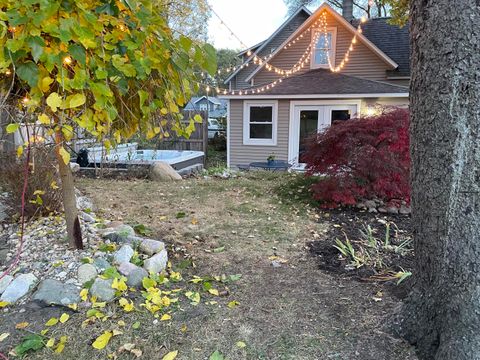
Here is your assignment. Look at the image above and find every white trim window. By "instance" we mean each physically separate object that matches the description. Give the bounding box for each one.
[311,27,337,69]
[243,101,278,146]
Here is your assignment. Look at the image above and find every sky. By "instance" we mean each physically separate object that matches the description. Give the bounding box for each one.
[208,0,289,50]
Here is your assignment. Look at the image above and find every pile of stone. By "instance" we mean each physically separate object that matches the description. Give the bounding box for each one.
[0,193,168,308]
[355,198,411,215]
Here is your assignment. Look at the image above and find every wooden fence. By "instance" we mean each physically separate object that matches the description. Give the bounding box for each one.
[155,110,208,155]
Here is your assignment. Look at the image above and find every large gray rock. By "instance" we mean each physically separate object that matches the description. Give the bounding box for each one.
[139,239,165,256]
[93,258,111,271]
[1,273,38,303]
[118,262,148,288]
[77,264,98,284]
[0,275,13,295]
[101,224,136,243]
[90,278,115,302]
[149,162,182,182]
[113,244,134,265]
[80,211,95,223]
[143,250,168,274]
[33,279,80,306]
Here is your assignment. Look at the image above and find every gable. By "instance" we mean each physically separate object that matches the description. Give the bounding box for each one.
[225,7,311,89]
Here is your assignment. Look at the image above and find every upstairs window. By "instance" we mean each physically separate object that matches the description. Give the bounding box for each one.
[311,27,336,68]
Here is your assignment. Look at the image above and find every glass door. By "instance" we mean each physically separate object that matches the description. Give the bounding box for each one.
[299,110,319,163]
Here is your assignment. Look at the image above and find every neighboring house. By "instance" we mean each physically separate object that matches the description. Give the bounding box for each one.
[220,2,410,168]
[184,96,228,119]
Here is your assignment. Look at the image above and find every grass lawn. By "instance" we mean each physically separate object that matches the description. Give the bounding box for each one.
[1,172,416,359]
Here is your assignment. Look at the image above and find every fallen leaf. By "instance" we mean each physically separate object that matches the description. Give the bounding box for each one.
[92,331,113,350]
[0,333,9,342]
[209,350,225,360]
[236,341,246,348]
[160,314,171,321]
[45,318,58,326]
[227,300,240,309]
[46,338,55,348]
[132,321,141,329]
[162,350,178,360]
[0,301,9,308]
[16,322,30,329]
[208,289,219,296]
[59,313,70,324]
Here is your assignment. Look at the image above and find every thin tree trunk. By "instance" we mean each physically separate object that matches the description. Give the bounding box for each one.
[55,129,83,249]
[394,1,480,359]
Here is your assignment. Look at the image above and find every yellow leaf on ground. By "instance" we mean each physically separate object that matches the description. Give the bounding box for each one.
[162,350,178,360]
[59,313,70,323]
[0,302,9,308]
[46,92,62,112]
[119,298,134,312]
[92,331,113,350]
[80,289,89,301]
[46,338,55,348]
[59,146,70,165]
[160,314,171,321]
[227,300,240,309]
[0,333,9,342]
[55,336,67,353]
[45,318,58,326]
[236,341,246,348]
[15,322,29,329]
[208,289,219,296]
[112,329,123,336]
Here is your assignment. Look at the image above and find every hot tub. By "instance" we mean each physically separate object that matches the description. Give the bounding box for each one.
[84,143,204,172]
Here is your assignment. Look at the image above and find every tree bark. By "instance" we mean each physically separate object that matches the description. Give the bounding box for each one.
[394,1,480,359]
[54,129,83,249]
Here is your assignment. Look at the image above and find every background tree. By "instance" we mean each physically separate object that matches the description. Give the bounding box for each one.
[395,0,480,358]
[283,0,390,18]
[160,0,211,42]
[0,0,216,249]
[214,48,241,87]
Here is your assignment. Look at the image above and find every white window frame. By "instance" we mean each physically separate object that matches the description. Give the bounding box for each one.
[199,103,208,111]
[243,100,278,146]
[311,27,337,69]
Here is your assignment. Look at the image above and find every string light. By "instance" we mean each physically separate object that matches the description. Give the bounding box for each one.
[5,69,11,75]
[63,56,73,65]
[206,4,367,95]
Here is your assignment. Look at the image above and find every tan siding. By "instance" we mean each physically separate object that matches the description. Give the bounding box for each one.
[253,10,396,86]
[228,11,310,90]
[229,100,290,166]
[362,97,409,108]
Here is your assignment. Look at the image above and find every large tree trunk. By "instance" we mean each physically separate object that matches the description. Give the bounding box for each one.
[395,1,480,359]
[55,130,83,250]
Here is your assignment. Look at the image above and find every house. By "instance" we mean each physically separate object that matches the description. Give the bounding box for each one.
[220,2,409,168]
[184,96,228,119]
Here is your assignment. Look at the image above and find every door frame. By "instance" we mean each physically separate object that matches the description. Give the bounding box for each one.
[288,99,362,165]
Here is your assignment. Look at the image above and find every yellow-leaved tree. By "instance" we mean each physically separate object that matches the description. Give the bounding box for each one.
[0,0,216,248]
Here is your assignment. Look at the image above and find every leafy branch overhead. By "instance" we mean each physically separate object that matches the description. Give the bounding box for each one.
[0,0,217,146]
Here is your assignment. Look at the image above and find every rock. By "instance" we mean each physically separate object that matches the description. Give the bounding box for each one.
[1,273,38,303]
[57,271,68,280]
[368,207,378,213]
[33,279,80,306]
[0,275,13,295]
[143,250,168,274]
[387,206,399,215]
[364,200,377,209]
[76,195,94,211]
[101,224,135,243]
[80,211,95,223]
[90,278,115,302]
[139,239,165,256]
[70,162,80,173]
[271,260,282,268]
[113,244,134,265]
[149,162,182,182]
[126,268,148,288]
[378,207,387,213]
[118,262,148,288]
[94,258,111,271]
[399,205,411,215]
[77,264,98,284]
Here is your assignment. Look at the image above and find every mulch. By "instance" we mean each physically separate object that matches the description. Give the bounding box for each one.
[308,207,414,299]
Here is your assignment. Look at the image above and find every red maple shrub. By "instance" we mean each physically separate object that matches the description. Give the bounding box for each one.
[303,107,410,208]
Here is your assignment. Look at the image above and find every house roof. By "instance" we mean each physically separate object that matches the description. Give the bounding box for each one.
[245,3,399,82]
[221,68,408,98]
[193,96,221,105]
[352,18,410,77]
[236,40,265,57]
[184,96,226,110]
[223,6,312,85]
